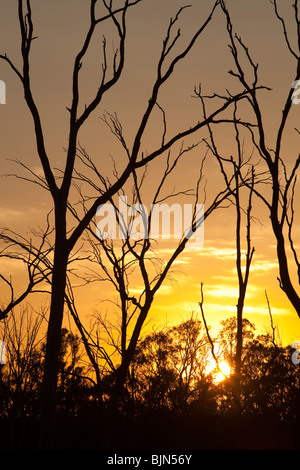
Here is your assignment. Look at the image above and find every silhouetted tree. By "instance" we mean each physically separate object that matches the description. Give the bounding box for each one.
[0,306,93,449]
[69,141,247,414]
[220,0,300,317]
[0,305,45,448]
[240,334,298,420]
[200,108,257,409]
[218,316,256,372]
[0,222,53,321]
[0,306,299,450]
[129,317,213,413]
[1,0,257,448]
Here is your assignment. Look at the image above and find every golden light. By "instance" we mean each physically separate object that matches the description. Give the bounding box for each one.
[206,359,231,384]
[215,362,231,383]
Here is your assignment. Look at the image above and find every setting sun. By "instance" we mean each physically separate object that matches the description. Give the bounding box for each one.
[215,362,231,383]
[205,358,232,383]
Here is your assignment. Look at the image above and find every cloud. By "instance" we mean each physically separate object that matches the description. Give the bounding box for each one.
[0,208,26,223]
[172,257,191,265]
[0,257,26,276]
[203,282,260,300]
[198,301,290,318]
[205,285,239,299]
[249,261,279,273]
[0,206,44,224]
[129,285,174,296]
[199,246,237,260]
[221,304,290,316]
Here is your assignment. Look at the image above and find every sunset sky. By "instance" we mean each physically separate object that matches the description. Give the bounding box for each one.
[0,0,300,350]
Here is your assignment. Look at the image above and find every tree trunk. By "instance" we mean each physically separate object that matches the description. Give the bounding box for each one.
[39,209,68,449]
[272,218,300,317]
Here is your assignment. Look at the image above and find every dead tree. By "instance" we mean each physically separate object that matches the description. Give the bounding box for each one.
[63,138,252,449]
[220,0,300,318]
[0,220,54,321]
[0,0,264,448]
[66,141,236,407]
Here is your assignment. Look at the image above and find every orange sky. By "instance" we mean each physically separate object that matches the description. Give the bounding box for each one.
[0,0,300,348]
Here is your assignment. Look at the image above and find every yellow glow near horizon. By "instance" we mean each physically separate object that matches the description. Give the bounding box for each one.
[205,358,231,384]
[215,362,231,383]
[1,0,300,365]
